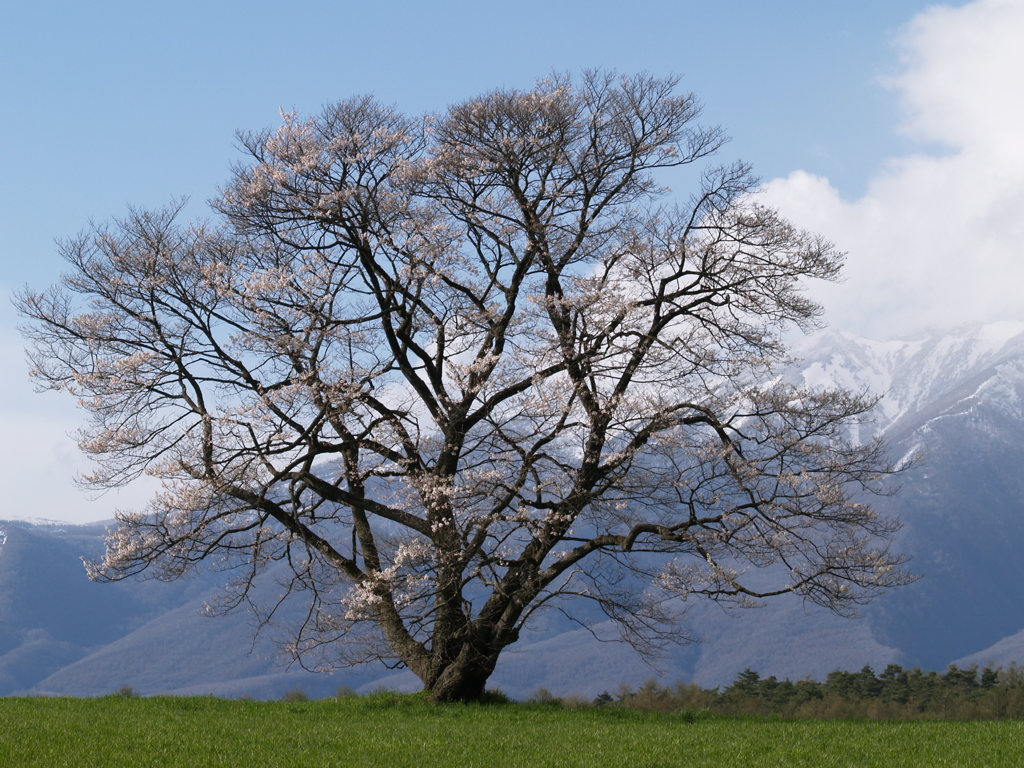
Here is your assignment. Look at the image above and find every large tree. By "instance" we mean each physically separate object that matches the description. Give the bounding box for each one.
[18,72,909,703]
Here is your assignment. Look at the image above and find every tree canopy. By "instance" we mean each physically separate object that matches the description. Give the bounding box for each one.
[18,72,910,702]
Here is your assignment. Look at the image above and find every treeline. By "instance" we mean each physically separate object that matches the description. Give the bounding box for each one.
[580,663,1024,719]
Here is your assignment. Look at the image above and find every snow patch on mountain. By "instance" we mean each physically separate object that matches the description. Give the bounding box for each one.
[789,321,1024,439]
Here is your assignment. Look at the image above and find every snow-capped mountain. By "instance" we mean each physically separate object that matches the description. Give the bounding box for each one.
[791,321,1024,671]
[791,320,1024,442]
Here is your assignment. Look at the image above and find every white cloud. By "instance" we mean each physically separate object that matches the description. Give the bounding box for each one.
[764,0,1024,338]
[893,0,1024,154]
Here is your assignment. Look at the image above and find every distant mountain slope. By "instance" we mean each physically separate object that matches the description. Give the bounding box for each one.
[0,521,173,694]
[4,321,1024,697]
[952,627,1024,671]
[30,587,385,699]
[0,521,355,698]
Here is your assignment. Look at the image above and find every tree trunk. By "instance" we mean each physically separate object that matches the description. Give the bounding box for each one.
[426,665,493,703]
[424,642,501,703]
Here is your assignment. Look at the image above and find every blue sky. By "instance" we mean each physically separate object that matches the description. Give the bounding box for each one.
[1,0,932,290]
[3,0,1021,524]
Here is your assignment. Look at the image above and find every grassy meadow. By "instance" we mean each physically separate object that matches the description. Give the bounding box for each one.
[2,693,1023,768]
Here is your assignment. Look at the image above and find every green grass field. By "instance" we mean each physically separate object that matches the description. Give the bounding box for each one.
[1,694,1022,768]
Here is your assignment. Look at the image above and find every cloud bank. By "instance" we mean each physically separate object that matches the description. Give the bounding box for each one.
[764,0,1024,338]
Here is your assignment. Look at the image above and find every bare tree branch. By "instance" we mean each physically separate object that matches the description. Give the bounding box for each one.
[17,71,912,703]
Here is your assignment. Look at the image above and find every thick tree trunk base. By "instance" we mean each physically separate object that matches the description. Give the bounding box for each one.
[424,660,494,704]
